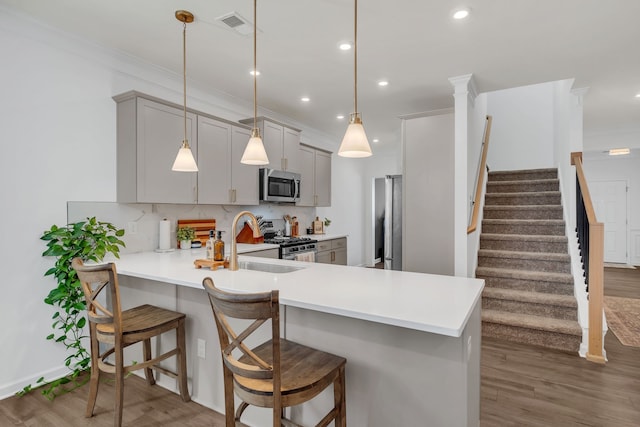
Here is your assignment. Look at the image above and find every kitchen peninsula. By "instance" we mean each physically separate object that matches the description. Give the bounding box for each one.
[114,249,484,427]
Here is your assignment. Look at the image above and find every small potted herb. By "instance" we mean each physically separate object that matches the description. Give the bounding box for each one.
[177,226,195,249]
[323,217,331,232]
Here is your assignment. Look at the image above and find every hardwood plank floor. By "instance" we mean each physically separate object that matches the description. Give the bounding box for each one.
[0,371,235,426]
[1,267,637,426]
[481,266,640,427]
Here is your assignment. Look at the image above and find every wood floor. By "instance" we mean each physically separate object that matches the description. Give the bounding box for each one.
[1,268,638,426]
[481,266,640,427]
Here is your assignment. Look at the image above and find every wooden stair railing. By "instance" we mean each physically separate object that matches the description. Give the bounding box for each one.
[468,115,492,234]
[571,152,606,364]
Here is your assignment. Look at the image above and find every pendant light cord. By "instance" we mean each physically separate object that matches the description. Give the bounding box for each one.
[253,0,258,131]
[182,21,188,145]
[354,0,358,115]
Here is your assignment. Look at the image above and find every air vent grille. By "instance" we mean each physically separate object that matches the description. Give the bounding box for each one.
[216,12,253,35]
[221,15,244,28]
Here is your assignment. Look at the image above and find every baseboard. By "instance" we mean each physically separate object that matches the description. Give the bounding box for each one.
[0,365,69,400]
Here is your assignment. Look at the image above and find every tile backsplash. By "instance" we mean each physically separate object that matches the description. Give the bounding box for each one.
[67,202,316,253]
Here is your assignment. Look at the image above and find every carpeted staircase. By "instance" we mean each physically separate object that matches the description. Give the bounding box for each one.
[476,168,582,353]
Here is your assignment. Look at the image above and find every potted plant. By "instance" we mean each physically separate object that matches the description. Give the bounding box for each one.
[19,217,125,399]
[177,226,195,249]
[323,217,332,233]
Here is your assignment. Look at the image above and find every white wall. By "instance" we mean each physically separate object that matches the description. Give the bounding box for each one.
[402,113,455,275]
[552,79,576,231]
[0,7,358,397]
[486,82,555,171]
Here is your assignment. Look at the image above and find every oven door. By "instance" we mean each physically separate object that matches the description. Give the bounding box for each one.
[281,244,317,261]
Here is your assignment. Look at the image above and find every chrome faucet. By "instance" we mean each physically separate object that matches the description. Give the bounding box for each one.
[229,210,262,271]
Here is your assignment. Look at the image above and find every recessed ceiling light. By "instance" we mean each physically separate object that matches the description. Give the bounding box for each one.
[635,93,640,98]
[338,42,352,51]
[372,138,380,143]
[452,8,470,20]
[336,115,345,120]
[301,97,310,102]
[250,70,260,76]
[377,80,389,87]
[609,148,630,156]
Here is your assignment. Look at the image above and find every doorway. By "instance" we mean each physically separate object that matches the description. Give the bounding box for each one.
[590,180,628,264]
[373,177,385,267]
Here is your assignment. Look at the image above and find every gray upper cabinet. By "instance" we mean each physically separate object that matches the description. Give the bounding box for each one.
[198,117,258,205]
[115,94,197,204]
[239,117,301,172]
[298,144,331,207]
[230,126,259,205]
[115,91,257,205]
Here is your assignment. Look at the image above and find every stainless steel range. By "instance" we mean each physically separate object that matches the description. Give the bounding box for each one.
[263,235,318,261]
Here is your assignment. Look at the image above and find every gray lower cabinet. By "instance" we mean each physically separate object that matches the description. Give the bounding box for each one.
[298,144,332,207]
[316,238,347,265]
[243,248,279,259]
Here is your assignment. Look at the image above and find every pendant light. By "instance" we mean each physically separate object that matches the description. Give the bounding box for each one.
[338,0,372,158]
[172,10,199,172]
[241,0,269,165]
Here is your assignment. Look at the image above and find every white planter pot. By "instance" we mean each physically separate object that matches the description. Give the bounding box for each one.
[180,239,191,250]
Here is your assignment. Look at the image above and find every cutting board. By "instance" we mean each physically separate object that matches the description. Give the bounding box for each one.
[177,219,216,245]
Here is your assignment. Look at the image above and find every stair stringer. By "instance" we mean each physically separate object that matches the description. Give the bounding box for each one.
[557,171,608,360]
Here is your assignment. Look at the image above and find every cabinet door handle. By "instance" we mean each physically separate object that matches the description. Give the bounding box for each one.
[233,189,237,203]
[314,195,318,206]
[283,158,288,171]
[229,189,233,203]
[331,251,335,262]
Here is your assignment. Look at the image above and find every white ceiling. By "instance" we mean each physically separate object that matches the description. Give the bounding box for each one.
[3,0,639,152]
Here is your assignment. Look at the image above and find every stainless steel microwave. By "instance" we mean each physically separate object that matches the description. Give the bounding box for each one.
[259,168,301,203]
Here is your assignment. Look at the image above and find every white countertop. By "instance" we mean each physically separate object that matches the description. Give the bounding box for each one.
[114,249,484,337]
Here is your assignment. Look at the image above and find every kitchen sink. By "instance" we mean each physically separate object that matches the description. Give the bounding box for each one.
[238,261,304,274]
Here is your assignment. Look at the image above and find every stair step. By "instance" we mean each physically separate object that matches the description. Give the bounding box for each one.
[478,249,571,273]
[476,267,575,295]
[480,233,568,253]
[483,205,563,220]
[482,309,581,352]
[488,168,558,182]
[485,191,561,206]
[487,178,559,194]
[482,287,577,320]
[481,219,565,236]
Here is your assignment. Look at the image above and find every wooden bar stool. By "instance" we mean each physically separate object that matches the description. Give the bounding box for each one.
[72,258,190,427]
[203,277,347,427]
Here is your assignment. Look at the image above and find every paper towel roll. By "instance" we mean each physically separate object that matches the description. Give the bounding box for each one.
[158,219,171,250]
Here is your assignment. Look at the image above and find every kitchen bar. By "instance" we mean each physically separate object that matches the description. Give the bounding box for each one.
[113,249,484,426]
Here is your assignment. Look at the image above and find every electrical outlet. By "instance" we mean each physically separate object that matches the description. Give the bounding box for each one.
[197,338,206,359]
[128,221,138,234]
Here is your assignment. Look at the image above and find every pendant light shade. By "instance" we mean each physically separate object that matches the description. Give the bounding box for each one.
[338,0,372,158]
[241,0,269,165]
[172,10,198,172]
[172,143,199,171]
[241,129,270,164]
[340,113,372,157]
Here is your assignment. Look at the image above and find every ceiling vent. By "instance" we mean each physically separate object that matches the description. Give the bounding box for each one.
[216,12,253,36]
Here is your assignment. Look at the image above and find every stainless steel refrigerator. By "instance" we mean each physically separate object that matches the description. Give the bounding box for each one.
[384,175,402,270]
